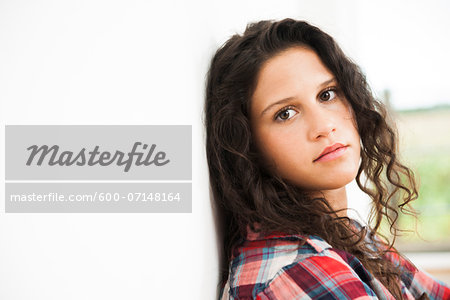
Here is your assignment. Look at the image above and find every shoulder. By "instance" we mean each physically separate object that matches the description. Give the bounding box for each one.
[223,233,387,300]
[384,250,450,299]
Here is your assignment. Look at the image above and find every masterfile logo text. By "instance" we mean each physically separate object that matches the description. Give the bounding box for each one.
[5,125,192,213]
[26,142,170,172]
[6,125,191,180]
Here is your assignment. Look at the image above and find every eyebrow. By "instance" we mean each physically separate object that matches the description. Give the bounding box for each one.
[260,77,337,116]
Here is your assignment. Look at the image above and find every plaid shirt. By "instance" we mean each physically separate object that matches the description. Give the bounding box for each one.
[219,224,450,299]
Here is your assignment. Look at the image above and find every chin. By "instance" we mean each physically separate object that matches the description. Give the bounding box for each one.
[289,177,353,191]
[320,179,354,190]
[302,171,357,191]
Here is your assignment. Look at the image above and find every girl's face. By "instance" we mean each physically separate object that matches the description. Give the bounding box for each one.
[250,46,361,192]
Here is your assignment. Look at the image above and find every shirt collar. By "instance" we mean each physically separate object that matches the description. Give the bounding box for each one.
[245,222,333,253]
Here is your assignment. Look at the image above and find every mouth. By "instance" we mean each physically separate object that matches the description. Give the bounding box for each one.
[313,143,348,163]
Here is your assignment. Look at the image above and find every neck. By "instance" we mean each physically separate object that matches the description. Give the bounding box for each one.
[311,186,348,218]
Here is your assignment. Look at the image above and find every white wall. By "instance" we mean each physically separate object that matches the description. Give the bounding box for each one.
[1,1,448,299]
[355,0,450,110]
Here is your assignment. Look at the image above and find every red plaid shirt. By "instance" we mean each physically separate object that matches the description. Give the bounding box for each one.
[219,223,450,299]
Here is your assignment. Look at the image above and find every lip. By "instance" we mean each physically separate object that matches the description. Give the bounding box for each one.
[313,143,348,163]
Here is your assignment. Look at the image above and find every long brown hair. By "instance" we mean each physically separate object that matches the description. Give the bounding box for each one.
[204,19,418,300]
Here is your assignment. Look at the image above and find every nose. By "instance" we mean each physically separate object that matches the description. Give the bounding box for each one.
[306,107,337,141]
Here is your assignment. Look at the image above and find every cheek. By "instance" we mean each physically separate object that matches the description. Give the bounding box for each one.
[336,101,360,139]
[254,129,284,165]
[254,127,309,171]
[342,102,359,131]
[347,116,361,147]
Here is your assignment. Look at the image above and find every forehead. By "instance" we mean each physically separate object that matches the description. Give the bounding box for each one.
[251,46,334,111]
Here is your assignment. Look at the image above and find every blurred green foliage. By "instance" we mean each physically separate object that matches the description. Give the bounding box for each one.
[395,108,450,245]
[398,153,450,242]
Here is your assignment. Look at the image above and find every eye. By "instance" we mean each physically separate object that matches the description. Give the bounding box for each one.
[275,107,298,122]
[319,89,337,102]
